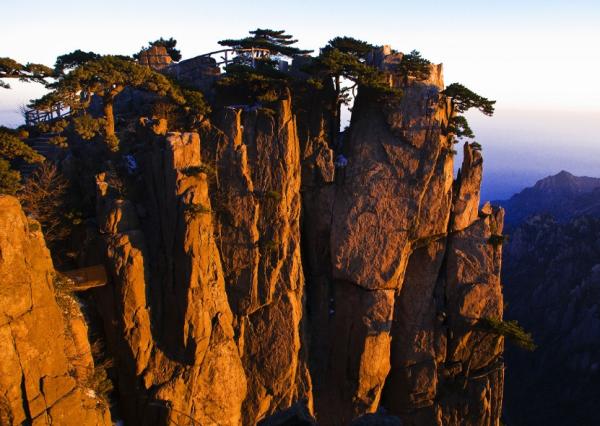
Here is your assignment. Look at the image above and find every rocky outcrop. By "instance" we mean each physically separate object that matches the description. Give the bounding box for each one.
[76,49,504,426]
[0,196,111,425]
[300,54,505,425]
[93,133,247,426]
[138,45,173,70]
[202,98,309,423]
[90,97,308,425]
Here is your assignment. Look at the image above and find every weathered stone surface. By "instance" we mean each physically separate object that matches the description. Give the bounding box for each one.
[163,54,221,92]
[300,50,503,425]
[303,60,456,424]
[203,98,309,423]
[137,45,173,70]
[93,133,247,426]
[452,143,483,231]
[383,241,447,414]
[0,196,111,425]
[48,47,502,426]
[330,63,451,291]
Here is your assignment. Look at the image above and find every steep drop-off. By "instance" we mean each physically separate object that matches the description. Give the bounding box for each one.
[500,173,600,425]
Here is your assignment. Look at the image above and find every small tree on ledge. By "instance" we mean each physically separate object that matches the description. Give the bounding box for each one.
[0,57,54,89]
[478,317,536,351]
[443,82,496,144]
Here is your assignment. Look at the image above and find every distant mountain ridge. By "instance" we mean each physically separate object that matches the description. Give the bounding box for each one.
[501,170,600,425]
[497,170,600,226]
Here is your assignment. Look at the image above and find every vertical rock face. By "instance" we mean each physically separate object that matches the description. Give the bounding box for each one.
[202,98,308,423]
[92,98,307,425]
[0,196,111,425]
[94,133,247,426]
[82,51,503,426]
[301,58,505,425]
[303,63,451,423]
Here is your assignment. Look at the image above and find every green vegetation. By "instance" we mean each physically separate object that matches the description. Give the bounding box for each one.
[488,234,508,247]
[479,317,536,351]
[217,62,290,104]
[54,50,101,75]
[265,190,282,202]
[182,164,216,177]
[216,29,312,104]
[470,141,482,151]
[219,28,312,60]
[42,55,184,150]
[396,50,431,82]
[443,82,496,144]
[72,114,106,140]
[444,83,496,115]
[0,57,53,89]
[306,37,402,142]
[0,128,44,194]
[446,115,474,140]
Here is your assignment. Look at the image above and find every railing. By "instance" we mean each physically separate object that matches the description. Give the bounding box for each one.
[24,104,71,126]
[24,48,274,124]
[194,47,272,68]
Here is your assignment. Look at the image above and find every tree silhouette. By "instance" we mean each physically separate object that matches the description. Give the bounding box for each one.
[307,37,400,144]
[54,50,101,75]
[219,28,312,64]
[0,128,43,194]
[443,82,496,143]
[45,56,184,150]
[0,57,53,89]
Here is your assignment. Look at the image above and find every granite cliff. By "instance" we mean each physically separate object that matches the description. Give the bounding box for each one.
[0,196,111,425]
[0,47,505,425]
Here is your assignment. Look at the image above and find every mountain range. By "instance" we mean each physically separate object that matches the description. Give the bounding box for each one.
[499,171,600,425]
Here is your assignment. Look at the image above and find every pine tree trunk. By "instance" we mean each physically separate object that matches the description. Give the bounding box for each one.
[102,97,118,151]
[103,100,115,138]
[333,75,341,149]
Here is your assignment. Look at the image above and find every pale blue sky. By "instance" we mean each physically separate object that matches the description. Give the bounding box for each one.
[1,0,599,198]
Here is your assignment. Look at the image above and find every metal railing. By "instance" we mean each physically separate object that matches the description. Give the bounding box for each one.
[194,47,272,68]
[24,104,71,126]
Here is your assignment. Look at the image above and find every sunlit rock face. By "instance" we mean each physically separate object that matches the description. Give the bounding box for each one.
[301,55,505,425]
[19,47,507,426]
[0,196,112,425]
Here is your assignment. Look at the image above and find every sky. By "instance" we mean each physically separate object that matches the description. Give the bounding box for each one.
[2,0,599,199]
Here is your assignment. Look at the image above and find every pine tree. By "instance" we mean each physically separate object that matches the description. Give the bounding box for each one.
[397,50,431,82]
[0,129,44,195]
[307,37,400,143]
[219,28,312,59]
[443,82,496,143]
[40,56,185,150]
[0,57,53,89]
[54,50,101,75]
